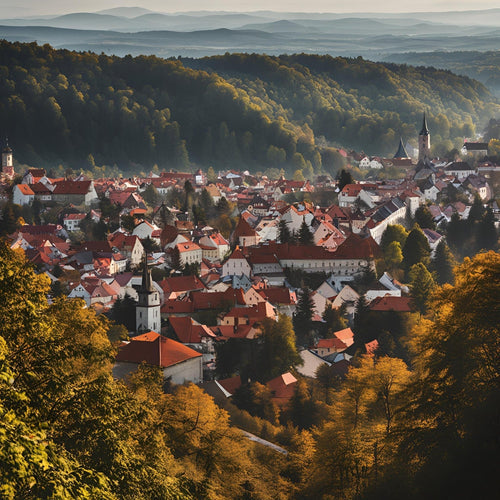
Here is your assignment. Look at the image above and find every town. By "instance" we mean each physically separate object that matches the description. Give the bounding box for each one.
[0,114,498,407]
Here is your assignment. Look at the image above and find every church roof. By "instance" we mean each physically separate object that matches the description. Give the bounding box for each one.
[139,253,155,293]
[394,137,409,159]
[419,113,430,136]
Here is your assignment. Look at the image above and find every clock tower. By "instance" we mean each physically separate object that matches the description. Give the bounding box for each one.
[136,253,161,334]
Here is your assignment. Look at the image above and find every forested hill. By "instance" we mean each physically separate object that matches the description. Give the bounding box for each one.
[0,41,498,174]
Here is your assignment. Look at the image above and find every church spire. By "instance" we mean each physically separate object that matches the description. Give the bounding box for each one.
[420,112,429,136]
[140,252,155,293]
[394,137,409,159]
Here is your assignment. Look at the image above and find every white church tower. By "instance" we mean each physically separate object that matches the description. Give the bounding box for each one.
[1,139,15,179]
[136,253,161,334]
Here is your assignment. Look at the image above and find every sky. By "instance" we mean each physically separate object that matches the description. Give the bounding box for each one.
[0,0,499,17]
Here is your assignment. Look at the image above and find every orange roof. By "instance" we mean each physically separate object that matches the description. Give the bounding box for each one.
[116,332,201,368]
[169,316,215,343]
[266,372,297,406]
[370,296,412,312]
[316,337,348,350]
[177,241,201,253]
[332,327,354,346]
[159,275,206,294]
[16,184,34,195]
[233,217,257,238]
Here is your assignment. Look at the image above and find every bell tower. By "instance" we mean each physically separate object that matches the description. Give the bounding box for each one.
[1,139,14,179]
[136,253,161,334]
[418,113,431,161]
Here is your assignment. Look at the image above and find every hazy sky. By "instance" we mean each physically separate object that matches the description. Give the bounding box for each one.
[1,0,499,17]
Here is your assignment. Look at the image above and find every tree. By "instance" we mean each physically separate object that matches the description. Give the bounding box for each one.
[353,294,373,345]
[409,262,435,315]
[278,219,291,243]
[298,218,313,245]
[293,169,305,182]
[402,224,431,275]
[414,205,435,230]
[468,193,484,223]
[293,288,315,346]
[322,303,347,337]
[142,183,160,207]
[258,315,302,381]
[207,166,217,183]
[384,240,403,272]
[337,169,354,191]
[393,252,500,499]
[0,202,18,236]
[380,224,408,254]
[431,240,455,285]
[169,246,182,271]
[475,208,498,252]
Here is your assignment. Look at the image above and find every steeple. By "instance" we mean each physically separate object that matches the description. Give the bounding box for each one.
[418,112,431,161]
[394,137,409,159]
[140,252,155,293]
[420,113,429,136]
[136,252,161,334]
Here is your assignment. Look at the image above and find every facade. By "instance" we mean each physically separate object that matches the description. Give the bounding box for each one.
[13,184,35,205]
[1,143,15,179]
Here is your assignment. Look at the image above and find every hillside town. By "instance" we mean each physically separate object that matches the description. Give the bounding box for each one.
[0,115,499,408]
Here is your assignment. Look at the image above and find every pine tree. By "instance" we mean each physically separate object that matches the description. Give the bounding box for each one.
[402,224,431,274]
[337,169,354,191]
[294,287,315,346]
[415,205,435,229]
[431,240,456,285]
[278,219,291,243]
[475,208,498,252]
[468,193,484,223]
[298,217,314,245]
[353,294,372,345]
[0,202,17,236]
[409,262,435,314]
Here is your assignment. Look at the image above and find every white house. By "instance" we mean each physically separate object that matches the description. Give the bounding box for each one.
[13,184,35,206]
[222,247,252,277]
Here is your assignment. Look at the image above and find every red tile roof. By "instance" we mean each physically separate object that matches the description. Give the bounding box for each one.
[266,372,297,406]
[169,316,215,343]
[16,184,35,195]
[116,332,201,368]
[370,296,413,312]
[159,275,206,294]
[52,180,92,195]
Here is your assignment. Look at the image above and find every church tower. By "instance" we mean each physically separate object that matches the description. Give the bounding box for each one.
[418,113,431,161]
[1,139,15,179]
[136,253,161,334]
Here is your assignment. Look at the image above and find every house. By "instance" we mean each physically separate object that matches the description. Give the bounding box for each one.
[13,184,34,206]
[461,142,488,157]
[159,275,206,299]
[266,372,297,407]
[113,331,203,384]
[176,241,202,266]
[52,180,98,206]
[444,161,475,181]
[132,220,160,240]
[168,316,216,366]
[222,247,252,277]
[297,350,330,378]
[198,232,230,262]
[63,213,87,232]
[108,233,145,267]
[232,217,260,248]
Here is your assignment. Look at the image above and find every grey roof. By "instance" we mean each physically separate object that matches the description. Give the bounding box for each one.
[420,113,430,136]
[394,137,409,158]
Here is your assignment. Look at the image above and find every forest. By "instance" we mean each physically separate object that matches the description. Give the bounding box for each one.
[0,241,499,499]
[0,40,498,175]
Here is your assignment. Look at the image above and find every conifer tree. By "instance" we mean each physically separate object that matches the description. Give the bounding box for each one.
[353,294,372,345]
[278,219,291,243]
[294,287,315,345]
[409,262,435,314]
[402,224,431,274]
[298,217,314,245]
[431,240,456,285]
[475,207,498,252]
[468,193,484,223]
[414,205,435,229]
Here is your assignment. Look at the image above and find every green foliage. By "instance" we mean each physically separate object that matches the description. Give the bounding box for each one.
[414,205,435,230]
[408,263,436,314]
[431,240,456,285]
[337,169,354,191]
[298,218,314,245]
[402,224,431,274]
[293,288,315,346]
[2,41,498,174]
